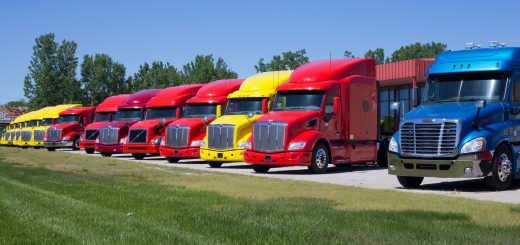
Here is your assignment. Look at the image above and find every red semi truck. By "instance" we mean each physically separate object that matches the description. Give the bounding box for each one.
[159,79,244,163]
[244,58,387,173]
[95,89,160,157]
[123,84,203,160]
[79,94,129,154]
[44,107,96,151]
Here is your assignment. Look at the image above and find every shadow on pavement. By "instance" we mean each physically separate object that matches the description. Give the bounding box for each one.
[265,165,385,175]
[407,179,520,193]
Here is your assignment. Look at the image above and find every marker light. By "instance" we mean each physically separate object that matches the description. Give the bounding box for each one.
[489,41,498,48]
[465,42,474,49]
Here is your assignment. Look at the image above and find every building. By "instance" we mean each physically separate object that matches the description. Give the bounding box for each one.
[376,58,435,135]
[0,106,27,127]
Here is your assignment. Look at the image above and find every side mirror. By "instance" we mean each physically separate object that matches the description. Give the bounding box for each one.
[176,108,182,119]
[261,99,269,114]
[247,112,255,118]
[202,116,209,123]
[82,117,89,126]
[475,100,487,109]
[333,97,340,114]
[216,105,222,118]
[390,102,400,112]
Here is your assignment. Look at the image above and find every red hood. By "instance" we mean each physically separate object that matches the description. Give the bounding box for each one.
[85,121,110,130]
[48,123,81,138]
[130,119,165,129]
[256,111,321,139]
[166,117,214,145]
[49,123,78,130]
[101,120,138,129]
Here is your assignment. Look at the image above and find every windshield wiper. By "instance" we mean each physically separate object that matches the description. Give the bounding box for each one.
[425,99,457,103]
[459,97,484,102]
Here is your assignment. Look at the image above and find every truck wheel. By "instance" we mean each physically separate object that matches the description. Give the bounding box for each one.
[308,142,329,174]
[47,147,56,152]
[100,152,112,157]
[132,153,146,160]
[208,162,222,168]
[397,176,424,188]
[72,137,80,151]
[166,157,179,163]
[85,148,95,154]
[485,144,513,191]
[253,165,270,173]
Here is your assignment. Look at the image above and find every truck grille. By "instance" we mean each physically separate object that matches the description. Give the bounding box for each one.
[16,131,21,140]
[207,124,234,150]
[10,132,15,140]
[253,122,286,152]
[34,130,46,141]
[99,127,119,145]
[165,126,189,147]
[21,131,32,142]
[400,121,459,157]
[46,128,62,142]
[85,129,99,141]
[129,129,148,144]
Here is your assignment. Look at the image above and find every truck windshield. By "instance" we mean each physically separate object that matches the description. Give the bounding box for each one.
[40,119,53,126]
[273,91,324,111]
[184,104,216,118]
[226,98,263,115]
[145,108,176,119]
[57,115,80,124]
[423,72,508,103]
[27,120,38,127]
[114,109,142,121]
[95,112,111,122]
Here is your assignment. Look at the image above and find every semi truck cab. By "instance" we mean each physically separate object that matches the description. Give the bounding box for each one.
[80,94,129,154]
[32,104,82,149]
[244,59,380,173]
[123,85,203,160]
[159,79,244,163]
[200,71,292,168]
[95,89,160,157]
[44,107,96,151]
[19,110,41,148]
[388,46,520,190]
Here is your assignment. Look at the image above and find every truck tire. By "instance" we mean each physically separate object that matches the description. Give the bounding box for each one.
[253,165,270,173]
[72,137,80,151]
[47,147,56,152]
[377,139,389,167]
[397,176,424,188]
[308,142,329,174]
[208,162,222,168]
[485,144,513,191]
[166,157,179,163]
[132,153,146,160]
[85,148,95,154]
[100,152,112,157]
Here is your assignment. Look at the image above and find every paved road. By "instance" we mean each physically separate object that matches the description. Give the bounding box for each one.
[66,150,520,204]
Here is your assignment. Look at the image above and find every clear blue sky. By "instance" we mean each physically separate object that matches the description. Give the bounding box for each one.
[1,0,519,104]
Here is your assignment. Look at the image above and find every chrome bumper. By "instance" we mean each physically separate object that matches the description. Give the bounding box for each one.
[44,141,73,148]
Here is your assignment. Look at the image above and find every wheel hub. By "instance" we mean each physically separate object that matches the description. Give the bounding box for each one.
[497,153,512,182]
[315,149,327,168]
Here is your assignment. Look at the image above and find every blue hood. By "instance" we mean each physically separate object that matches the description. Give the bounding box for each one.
[405,102,503,123]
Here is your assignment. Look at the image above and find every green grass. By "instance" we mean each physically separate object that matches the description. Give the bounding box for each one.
[0,148,519,244]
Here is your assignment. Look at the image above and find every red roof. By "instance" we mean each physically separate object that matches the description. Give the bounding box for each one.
[376,58,435,86]
[0,106,27,119]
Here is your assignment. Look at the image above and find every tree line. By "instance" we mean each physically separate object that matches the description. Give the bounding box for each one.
[22,33,447,109]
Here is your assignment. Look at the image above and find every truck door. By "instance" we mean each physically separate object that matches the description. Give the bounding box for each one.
[509,71,520,174]
[323,94,341,140]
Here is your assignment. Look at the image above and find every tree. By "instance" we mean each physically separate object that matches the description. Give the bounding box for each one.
[128,61,182,90]
[5,100,29,108]
[364,48,386,64]
[80,54,128,106]
[343,50,356,58]
[390,42,447,62]
[23,33,80,109]
[181,55,238,84]
[255,49,309,72]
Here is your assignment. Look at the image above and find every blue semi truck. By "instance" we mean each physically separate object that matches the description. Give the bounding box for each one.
[388,44,520,190]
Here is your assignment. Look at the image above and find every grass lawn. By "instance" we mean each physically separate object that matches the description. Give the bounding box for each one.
[0,147,519,244]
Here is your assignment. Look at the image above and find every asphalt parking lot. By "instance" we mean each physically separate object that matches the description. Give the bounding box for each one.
[66,150,520,204]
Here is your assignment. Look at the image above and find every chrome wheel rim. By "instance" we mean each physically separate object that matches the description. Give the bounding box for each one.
[315,148,327,169]
[497,153,512,182]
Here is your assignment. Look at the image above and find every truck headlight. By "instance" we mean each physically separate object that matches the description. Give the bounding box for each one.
[152,137,162,146]
[63,136,71,141]
[200,140,206,148]
[191,140,203,147]
[95,137,99,143]
[388,137,398,153]
[460,137,485,154]
[288,141,306,150]
[120,137,127,144]
[237,141,251,149]
[160,138,166,146]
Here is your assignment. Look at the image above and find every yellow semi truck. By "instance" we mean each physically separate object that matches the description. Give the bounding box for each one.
[200,71,292,167]
[12,114,27,147]
[0,123,11,146]
[18,110,39,148]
